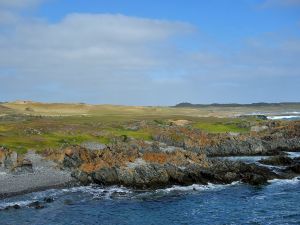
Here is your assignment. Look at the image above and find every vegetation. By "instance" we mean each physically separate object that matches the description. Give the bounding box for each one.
[0,101,293,154]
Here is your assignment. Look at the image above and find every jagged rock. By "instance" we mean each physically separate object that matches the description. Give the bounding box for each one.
[242,173,268,186]
[209,160,278,185]
[57,121,300,188]
[92,167,119,185]
[131,163,169,188]
[71,169,91,185]
[259,155,293,166]
[289,163,300,173]
[12,158,33,174]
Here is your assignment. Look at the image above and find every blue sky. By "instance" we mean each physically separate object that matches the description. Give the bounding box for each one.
[0,0,300,105]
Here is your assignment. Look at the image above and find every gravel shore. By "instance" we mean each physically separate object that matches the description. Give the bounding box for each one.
[0,151,75,199]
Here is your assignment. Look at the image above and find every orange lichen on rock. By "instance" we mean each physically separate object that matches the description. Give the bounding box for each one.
[0,148,4,161]
[142,150,209,167]
[142,152,168,164]
[80,162,107,173]
[42,148,67,162]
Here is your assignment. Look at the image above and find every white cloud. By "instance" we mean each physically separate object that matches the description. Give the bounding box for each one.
[0,10,19,24]
[0,10,299,104]
[0,13,199,104]
[0,13,194,70]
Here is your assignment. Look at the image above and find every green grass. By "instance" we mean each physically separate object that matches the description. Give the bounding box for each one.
[108,129,152,141]
[0,115,153,154]
[192,117,251,133]
[193,122,249,133]
[0,102,271,154]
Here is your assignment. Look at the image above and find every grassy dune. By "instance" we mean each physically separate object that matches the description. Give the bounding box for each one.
[0,101,298,154]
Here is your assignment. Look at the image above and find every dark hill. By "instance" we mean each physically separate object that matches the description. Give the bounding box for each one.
[174,102,300,108]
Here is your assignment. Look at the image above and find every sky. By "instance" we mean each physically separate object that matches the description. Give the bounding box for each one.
[0,0,300,105]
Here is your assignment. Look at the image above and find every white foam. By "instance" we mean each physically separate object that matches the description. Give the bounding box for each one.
[0,185,134,210]
[245,111,300,116]
[267,115,300,120]
[0,200,32,209]
[286,152,300,158]
[61,185,132,199]
[269,177,300,185]
[157,181,240,193]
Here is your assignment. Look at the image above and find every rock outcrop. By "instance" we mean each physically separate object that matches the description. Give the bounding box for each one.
[153,121,300,156]
[61,142,289,188]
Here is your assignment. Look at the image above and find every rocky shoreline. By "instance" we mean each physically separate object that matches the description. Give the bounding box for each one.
[0,121,300,200]
[0,150,76,199]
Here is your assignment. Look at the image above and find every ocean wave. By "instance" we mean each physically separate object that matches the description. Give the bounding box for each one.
[267,115,300,120]
[0,185,133,209]
[61,185,132,199]
[269,177,300,185]
[156,181,240,193]
[0,200,33,209]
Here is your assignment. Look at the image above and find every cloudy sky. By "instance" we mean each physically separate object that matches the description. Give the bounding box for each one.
[0,0,300,105]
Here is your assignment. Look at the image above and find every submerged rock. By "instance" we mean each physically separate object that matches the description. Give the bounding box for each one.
[4,204,21,210]
[28,201,45,209]
[44,197,54,203]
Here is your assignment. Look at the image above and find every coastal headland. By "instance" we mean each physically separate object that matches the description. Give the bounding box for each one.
[1,101,300,200]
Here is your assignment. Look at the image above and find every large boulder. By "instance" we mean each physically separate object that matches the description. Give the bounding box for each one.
[131,163,169,188]
[92,167,119,185]
[242,173,268,186]
[259,155,293,166]
[209,160,278,185]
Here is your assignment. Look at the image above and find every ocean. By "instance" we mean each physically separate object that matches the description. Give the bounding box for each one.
[0,176,300,225]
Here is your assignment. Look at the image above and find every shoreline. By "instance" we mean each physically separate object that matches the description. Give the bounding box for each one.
[0,154,299,200]
[0,181,77,200]
[0,151,76,200]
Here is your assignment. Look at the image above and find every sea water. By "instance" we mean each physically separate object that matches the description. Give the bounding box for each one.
[0,177,300,225]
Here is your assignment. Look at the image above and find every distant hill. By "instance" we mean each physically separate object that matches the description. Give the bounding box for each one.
[174,102,300,108]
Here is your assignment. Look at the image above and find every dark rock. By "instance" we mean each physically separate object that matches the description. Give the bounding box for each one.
[4,204,21,210]
[131,164,169,188]
[259,156,293,166]
[183,164,208,185]
[209,160,277,185]
[93,167,119,185]
[28,201,44,209]
[35,205,45,209]
[224,172,238,183]
[164,163,186,184]
[72,170,91,185]
[43,197,54,203]
[13,204,21,209]
[242,173,268,186]
[63,153,82,168]
[289,163,300,173]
